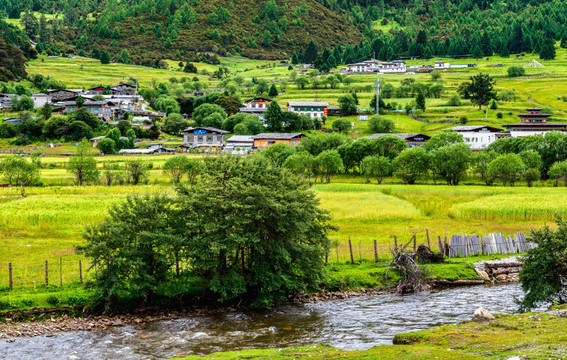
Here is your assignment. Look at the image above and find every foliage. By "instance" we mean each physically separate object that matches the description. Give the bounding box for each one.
[193,103,227,125]
[0,155,40,186]
[331,118,352,133]
[466,73,497,109]
[361,156,391,184]
[163,113,188,134]
[430,143,472,185]
[519,217,567,311]
[548,160,567,185]
[263,143,296,166]
[488,153,525,186]
[507,66,525,77]
[163,155,201,184]
[124,160,150,185]
[301,133,351,156]
[368,115,394,133]
[265,101,284,131]
[283,152,314,180]
[68,140,99,185]
[393,147,430,185]
[314,149,344,183]
[338,94,357,116]
[524,168,541,187]
[424,131,463,151]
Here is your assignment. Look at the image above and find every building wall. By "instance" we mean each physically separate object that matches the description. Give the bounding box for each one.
[460,132,498,150]
[183,133,226,148]
[254,138,301,149]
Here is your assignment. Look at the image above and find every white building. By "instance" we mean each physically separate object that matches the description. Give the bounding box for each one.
[225,135,254,154]
[451,126,502,150]
[32,93,49,108]
[287,101,329,119]
[378,60,406,73]
[434,61,450,70]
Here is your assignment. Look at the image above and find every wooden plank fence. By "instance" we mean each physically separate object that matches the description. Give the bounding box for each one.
[446,232,536,258]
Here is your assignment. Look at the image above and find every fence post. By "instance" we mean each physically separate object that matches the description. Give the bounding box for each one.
[8,263,12,290]
[413,234,416,251]
[79,260,83,285]
[426,229,431,249]
[373,240,378,263]
[59,257,62,287]
[394,236,398,252]
[438,236,443,254]
[348,239,354,264]
[45,260,48,287]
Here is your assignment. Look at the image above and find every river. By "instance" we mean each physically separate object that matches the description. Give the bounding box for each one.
[0,284,525,360]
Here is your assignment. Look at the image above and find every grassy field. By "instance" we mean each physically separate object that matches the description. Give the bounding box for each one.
[20,48,567,139]
[0,153,563,294]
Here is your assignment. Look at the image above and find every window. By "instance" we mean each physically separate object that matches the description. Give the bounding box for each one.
[268,140,275,144]
[310,107,314,111]
[198,135,203,142]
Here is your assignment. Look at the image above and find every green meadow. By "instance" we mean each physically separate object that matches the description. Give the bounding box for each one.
[0,153,564,293]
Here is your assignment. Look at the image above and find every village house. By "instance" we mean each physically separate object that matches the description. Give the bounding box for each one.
[252,133,304,149]
[434,61,450,70]
[451,126,502,150]
[86,86,106,95]
[46,89,84,102]
[287,101,329,118]
[55,100,114,120]
[180,127,229,151]
[0,93,15,109]
[32,93,49,108]
[225,135,255,154]
[239,97,272,121]
[378,60,407,73]
[503,108,567,137]
[366,133,430,147]
[110,83,137,95]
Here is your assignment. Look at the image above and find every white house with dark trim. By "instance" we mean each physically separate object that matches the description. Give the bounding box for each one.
[180,127,229,151]
[451,126,502,150]
[287,101,328,118]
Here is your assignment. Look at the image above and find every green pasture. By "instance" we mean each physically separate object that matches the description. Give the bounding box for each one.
[0,169,563,290]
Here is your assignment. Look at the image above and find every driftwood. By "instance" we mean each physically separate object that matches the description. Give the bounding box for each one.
[389,242,442,294]
[431,279,485,286]
[416,245,444,264]
[490,267,522,276]
[485,262,523,269]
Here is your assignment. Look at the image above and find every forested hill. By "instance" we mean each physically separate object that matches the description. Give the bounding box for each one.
[1,0,567,66]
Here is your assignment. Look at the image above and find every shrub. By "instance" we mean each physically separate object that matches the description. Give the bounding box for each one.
[496,112,503,119]
[97,138,116,154]
[447,94,462,106]
[368,115,394,133]
[507,66,525,77]
[459,116,468,124]
[46,296,60,306]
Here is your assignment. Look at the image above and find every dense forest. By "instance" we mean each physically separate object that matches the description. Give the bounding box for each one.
[0,0,566,66]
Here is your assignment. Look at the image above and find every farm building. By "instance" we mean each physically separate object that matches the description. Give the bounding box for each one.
[434,61,450,70]
[366,133,430,147]
[46,89,84,102]
[110,83,137,95]
[253,133,304,149]
[287,101,329,118]
[180,127,229,151]
[451,126,502,150]
[54,100,114,119]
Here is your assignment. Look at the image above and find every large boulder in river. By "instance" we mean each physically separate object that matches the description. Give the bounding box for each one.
[473,307,495,320]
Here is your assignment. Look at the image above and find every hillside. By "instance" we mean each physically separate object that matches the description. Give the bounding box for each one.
[47,0,363,63]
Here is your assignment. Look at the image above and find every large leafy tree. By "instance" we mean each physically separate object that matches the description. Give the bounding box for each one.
[0,155,40,186]
[520,217,567,311]
[393,147,430,184]
[179,156,334,305]
[466,73,497,110]
[431,143,472,185]
[81,156,334,309]
[488,153,525,186]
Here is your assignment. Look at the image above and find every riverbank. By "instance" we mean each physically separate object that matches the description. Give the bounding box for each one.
[0,255,514,339]
[174,305,567,360]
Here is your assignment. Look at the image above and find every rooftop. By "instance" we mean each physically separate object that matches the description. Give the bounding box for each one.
[253,133,304,140]
[287,101,329,107]
[366,133,430,140]
[227,135,254,143]
[451,126,502,132]
[182,127,230,134]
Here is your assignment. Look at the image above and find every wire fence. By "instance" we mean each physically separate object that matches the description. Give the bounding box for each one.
[0,232,534,289]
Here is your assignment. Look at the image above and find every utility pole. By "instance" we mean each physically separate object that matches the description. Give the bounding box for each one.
[375,74,381,114]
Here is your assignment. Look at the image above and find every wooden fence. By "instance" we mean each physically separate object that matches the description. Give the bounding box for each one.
[443,232,536,258]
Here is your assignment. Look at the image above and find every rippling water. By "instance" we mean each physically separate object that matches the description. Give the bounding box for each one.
[1,284,526,360]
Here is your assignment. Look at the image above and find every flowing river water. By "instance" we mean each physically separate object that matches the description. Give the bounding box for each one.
[1,284,525,359]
